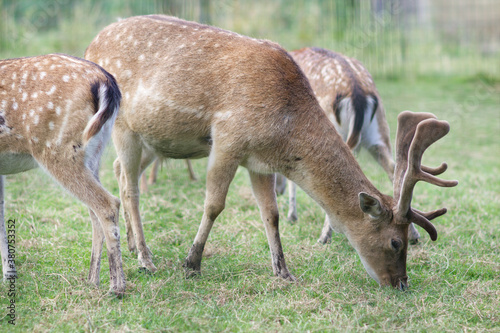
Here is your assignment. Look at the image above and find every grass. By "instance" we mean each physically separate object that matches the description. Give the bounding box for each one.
[0,74,499,332]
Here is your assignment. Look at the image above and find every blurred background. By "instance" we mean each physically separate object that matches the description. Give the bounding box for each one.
[0,0,499,80]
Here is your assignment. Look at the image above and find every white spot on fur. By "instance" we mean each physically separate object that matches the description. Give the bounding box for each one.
[214,111,232,120]
[33,115,39,125]
[32,92,38,98]
[138,54,145,61]
[40,72,47,80]
[22,92,28,101]
[49,121,55,130]
[62,75,70,82]
[12,101,18,110]
[46,85,57,95]
[47,101,54,110]
[55,106,62,115]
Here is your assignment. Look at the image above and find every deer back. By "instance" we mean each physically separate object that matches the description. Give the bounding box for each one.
[0,54,119,174]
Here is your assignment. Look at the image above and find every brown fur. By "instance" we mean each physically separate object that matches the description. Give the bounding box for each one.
[85,15,456,288]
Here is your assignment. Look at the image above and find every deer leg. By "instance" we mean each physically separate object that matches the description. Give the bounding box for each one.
[185,159,197,181]
[88,209,105,287]
[318,214,333,244]
[184,153,239,276]
[113,158,136,253]
[140,168,149,193]
[0,175,16,279]
[249,171,295,280]
[287,179,298,222]
[113,131,157,272]
[275,173,287,196]
[39,159,125,295]
[140,152,159,193]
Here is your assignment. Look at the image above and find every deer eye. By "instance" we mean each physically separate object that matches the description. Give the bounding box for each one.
[391,239,402,251]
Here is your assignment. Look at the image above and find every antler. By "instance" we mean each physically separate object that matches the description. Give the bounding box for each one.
[393,111,458,240]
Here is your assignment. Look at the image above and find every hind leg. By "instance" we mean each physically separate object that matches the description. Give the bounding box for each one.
[185,160,197,181]
[287,179,298,222]
[37,153,125,294]
[88,209,105,287]
[113,128,157,272]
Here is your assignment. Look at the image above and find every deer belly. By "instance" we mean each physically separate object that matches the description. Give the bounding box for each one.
[0,153,38,174]
[142,136,211,160]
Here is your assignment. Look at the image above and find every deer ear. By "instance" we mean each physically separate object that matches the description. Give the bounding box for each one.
[359,192,383,218]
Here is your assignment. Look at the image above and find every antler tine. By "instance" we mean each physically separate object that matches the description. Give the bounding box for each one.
[393,111,438,202]
[421,163,448,176]
[413,207,448,221]
[393,111,458,240]
[397,117,458,215]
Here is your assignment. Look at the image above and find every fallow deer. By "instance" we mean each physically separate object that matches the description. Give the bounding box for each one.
[279,47,421,244]
[0,54,125,295]
[85,15,457,289]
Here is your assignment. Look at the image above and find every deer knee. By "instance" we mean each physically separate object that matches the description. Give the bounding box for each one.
[205,201,225,221]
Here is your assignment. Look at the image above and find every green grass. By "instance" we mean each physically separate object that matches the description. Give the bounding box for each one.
[0,76,499,332]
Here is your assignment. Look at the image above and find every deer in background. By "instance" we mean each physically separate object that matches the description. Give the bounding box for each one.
[140,158,197,192]
[85,15,457,289]
[0,54,125,295]
[277,47,421,244]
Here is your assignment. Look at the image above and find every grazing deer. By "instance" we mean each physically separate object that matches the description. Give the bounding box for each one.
[140,158,197,192]
[85,15,457,289]
[279,47,421,244]
[0,54,125,295]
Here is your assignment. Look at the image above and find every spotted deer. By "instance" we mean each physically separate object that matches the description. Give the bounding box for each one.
[279,47,421,244]
[0,54,125,295]
[85,15,457,289]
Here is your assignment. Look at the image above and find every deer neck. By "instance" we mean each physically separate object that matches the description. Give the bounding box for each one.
[282,117,380,232]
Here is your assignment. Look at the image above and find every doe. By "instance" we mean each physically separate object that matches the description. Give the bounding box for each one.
[0,54,125,295]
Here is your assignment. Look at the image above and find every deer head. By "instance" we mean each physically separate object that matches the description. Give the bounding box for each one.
[349,111,458,289]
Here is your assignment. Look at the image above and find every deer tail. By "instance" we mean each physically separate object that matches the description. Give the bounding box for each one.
[345,84,378,150]
[82,71,121,143]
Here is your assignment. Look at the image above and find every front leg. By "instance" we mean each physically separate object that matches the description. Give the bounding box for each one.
[184,150,239,276]
[249,171,295,281]
[318,214,333,244]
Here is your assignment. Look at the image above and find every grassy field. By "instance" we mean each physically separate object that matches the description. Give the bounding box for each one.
[0,74,498,331]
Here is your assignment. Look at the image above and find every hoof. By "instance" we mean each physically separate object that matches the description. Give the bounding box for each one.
[108,287,125,298]
[183,261,201,279]
[138,267,153,275]
[277,272,297,282]
[287,213,298,224]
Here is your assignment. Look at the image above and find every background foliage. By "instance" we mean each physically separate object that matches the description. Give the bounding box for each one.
[1,0,499,79]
